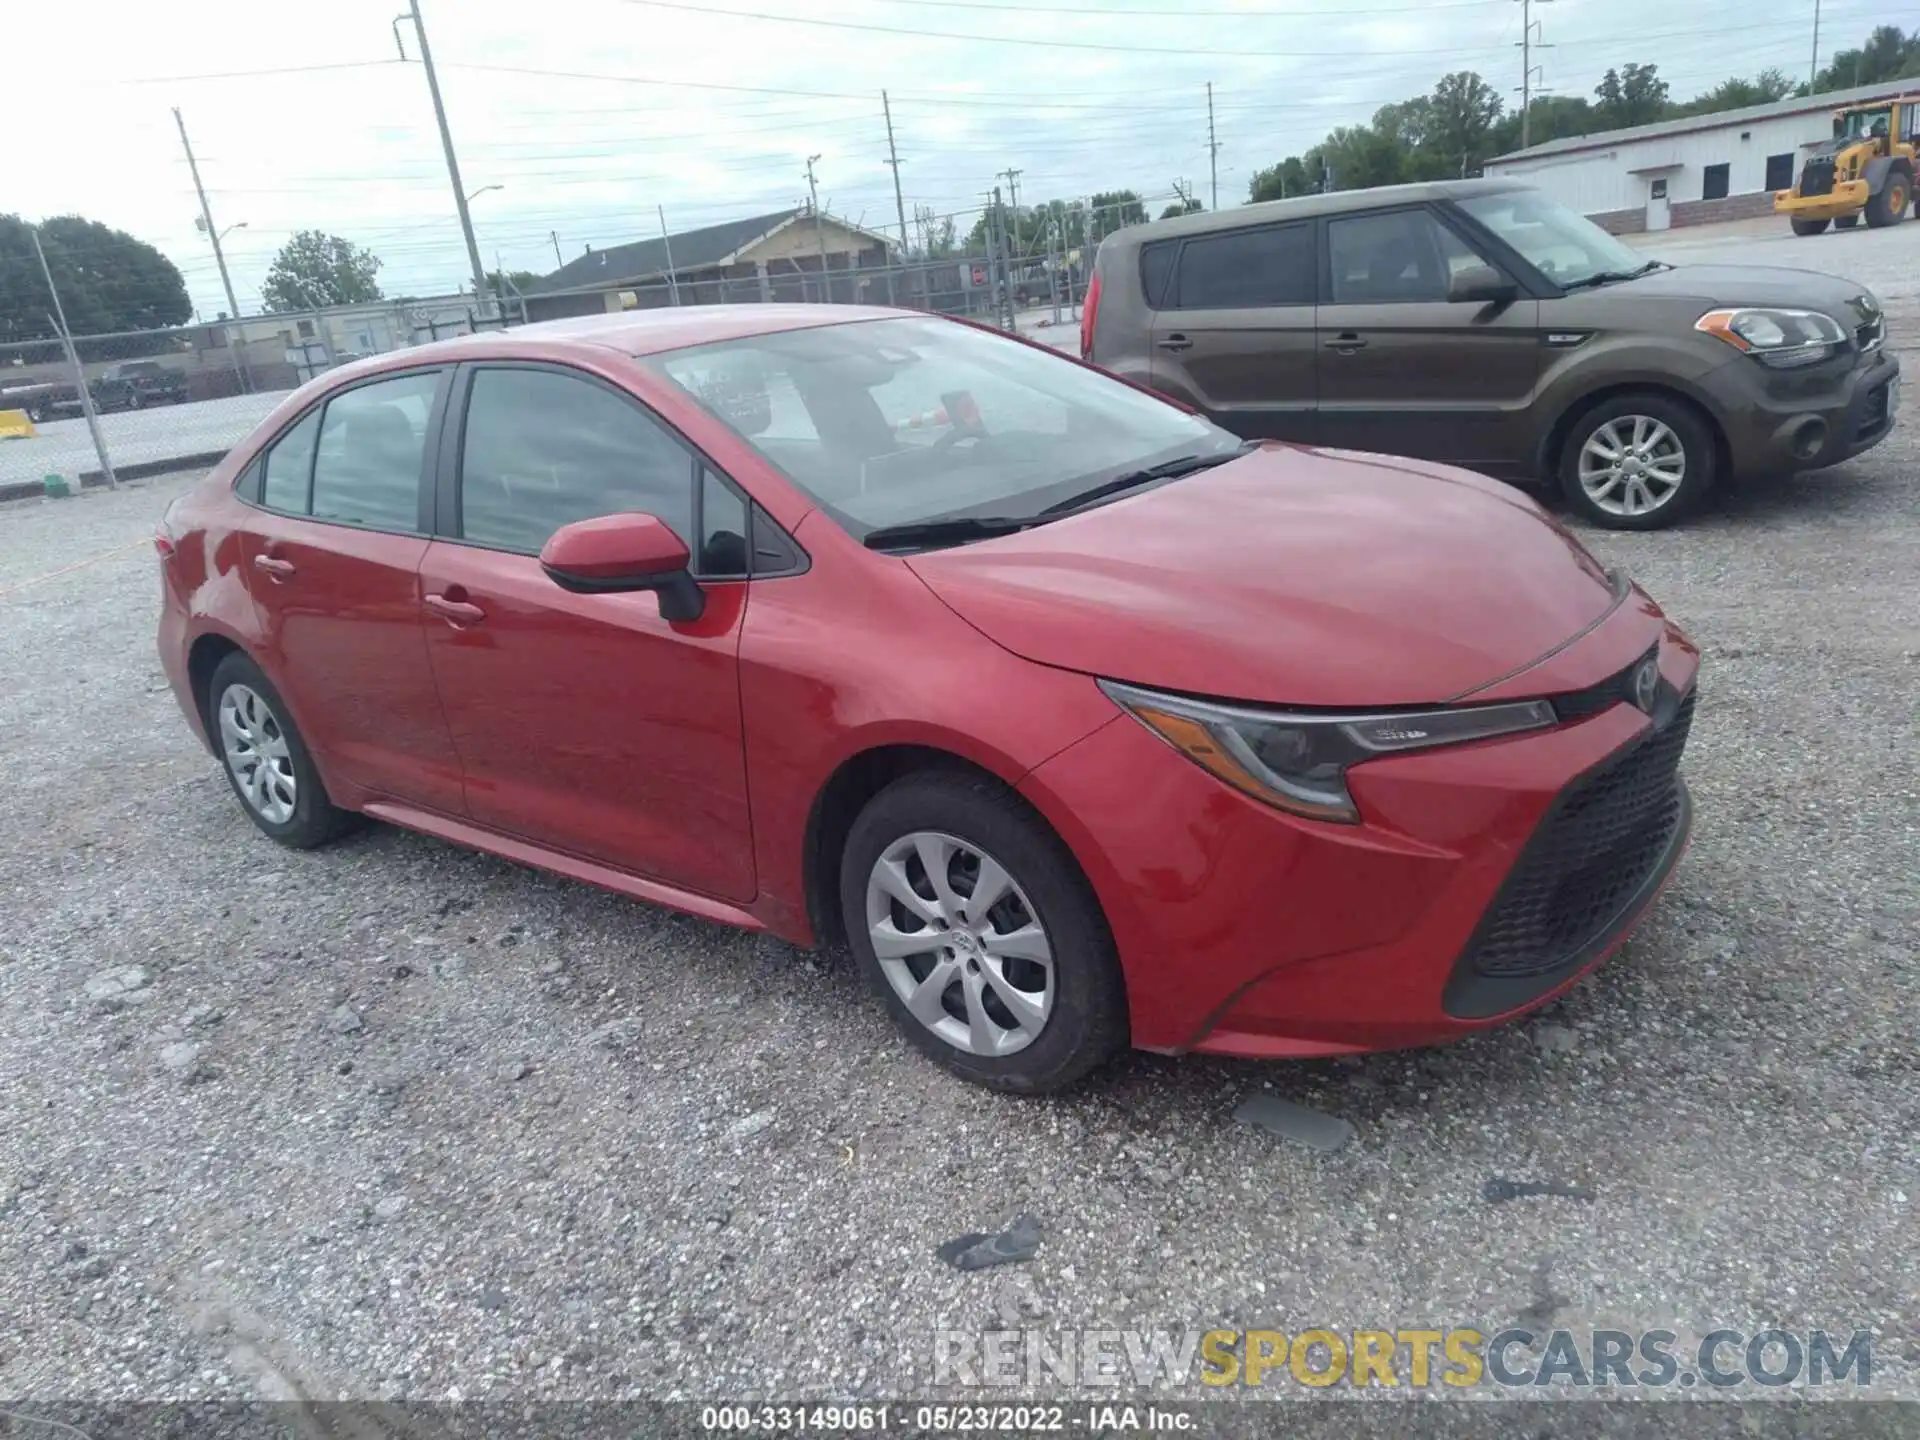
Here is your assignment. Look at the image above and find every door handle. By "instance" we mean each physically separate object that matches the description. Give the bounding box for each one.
[424,593,487,626]
[1324,333,1368,354]
[252,555,296,581]
[1155,334,1194,352]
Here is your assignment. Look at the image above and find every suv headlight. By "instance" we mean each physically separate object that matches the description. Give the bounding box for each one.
[1696,307,1849,368]
[1099,680,1557,823]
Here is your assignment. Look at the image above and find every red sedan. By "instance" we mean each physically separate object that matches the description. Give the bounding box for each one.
[156,306,1699,1092]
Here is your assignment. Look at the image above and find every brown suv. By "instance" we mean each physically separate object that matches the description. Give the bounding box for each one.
[1081,178,1899,528]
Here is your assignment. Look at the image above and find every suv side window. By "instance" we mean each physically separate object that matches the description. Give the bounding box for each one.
[1139,241,1178,309]
[458,366,695,553]
[1327,209,1484,304]
[310,371,440,532]
[1173,224,1315,309]
[260,409,320,513]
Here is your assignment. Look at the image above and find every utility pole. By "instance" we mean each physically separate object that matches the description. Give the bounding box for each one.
[658,205,680,306]
[1809,0,1822,92]
[1515,0,1553,150]
[1206,83,1221,211]
[31,226,115,490]
[395,0,490,312]
[883,92,910,258]
[174,107,251,395]
[550,231,564,268]
[805,154,831,301]
[999,167,1023,232]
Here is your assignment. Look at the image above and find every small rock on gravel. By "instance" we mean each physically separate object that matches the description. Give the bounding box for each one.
[327,1004,364,1035]
[158,1041,202,1075]
[83,965,152,1008]
[728,1110,776,1140]
[936,1213,1042,1272]
[1531,1023,1580,1057]
[1233,1094,1355,1152]
[372,1194,411,1222]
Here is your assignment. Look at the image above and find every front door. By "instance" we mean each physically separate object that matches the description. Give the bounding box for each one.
[418,363,756,903]
[1645,177,1672,232]
[1149,220,1319,442]
[1314,206,1542,474]
[238,369,466,813]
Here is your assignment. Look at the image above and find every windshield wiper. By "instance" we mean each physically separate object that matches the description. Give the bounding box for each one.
[1560,259,1665,292]
[1037,443,1255,517]
[861,514,1037,552]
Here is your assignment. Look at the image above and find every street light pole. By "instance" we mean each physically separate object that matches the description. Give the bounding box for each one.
[395,0,491,311]
[174,108,244,326]
[805,154,831,301]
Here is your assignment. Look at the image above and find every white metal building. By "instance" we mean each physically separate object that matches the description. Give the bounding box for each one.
[1485,80,1919,233]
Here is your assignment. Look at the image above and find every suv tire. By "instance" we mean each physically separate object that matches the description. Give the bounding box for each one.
[840,770,1127,1093]
[1558,392,1716,530]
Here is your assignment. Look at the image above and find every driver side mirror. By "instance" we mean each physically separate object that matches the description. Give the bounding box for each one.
[1448,264,1519,306]
[539,511,705,622]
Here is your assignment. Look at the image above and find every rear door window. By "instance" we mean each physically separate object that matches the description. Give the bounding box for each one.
[310,371,440,532]
[1172,224,1316,309]
[1139,241,1177,309]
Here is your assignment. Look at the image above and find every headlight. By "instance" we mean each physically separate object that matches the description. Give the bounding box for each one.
[1099,680,1557,823]
[1696,307,1849,368]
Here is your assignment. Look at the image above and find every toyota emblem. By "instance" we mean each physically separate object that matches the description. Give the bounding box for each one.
[1633,658,1660,715]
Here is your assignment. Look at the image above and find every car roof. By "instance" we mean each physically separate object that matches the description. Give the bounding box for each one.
[1102,178,1533,251]
[360,303,906,371]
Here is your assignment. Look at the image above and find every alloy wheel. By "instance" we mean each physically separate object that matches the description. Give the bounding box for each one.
[218,683,297,825]
[864,830,1054,1056]
[1578,414,1687,518]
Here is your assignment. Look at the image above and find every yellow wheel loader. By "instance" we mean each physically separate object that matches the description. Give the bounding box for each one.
[1774,96,1917,235]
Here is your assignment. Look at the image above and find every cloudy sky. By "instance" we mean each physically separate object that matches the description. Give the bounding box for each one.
[10,0,1858,317]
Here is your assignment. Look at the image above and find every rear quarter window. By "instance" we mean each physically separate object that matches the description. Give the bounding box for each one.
[1139,242,1177,309]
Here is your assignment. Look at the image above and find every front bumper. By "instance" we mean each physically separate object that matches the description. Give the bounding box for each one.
[1774,181,1869,220]
[1020,606,1699,1056]
[1709,348,1900,476]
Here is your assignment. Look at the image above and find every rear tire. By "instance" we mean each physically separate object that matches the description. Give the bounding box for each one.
[1559,392,1716,531]
[1790,217,1831,236]
[840,770,1127,1093]
[206,652,358,849]
[1865,170,1912,228]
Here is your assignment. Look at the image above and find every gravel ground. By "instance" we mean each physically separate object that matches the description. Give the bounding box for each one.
[0,392,290,489]
[0,315,1916,1420]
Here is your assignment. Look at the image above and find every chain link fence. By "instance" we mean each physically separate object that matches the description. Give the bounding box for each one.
[0,248,1081,501]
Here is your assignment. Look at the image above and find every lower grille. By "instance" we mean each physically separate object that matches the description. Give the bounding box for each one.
[1799,159,1836,198]
[1463,690,1695,980]
[1857,382,1893,440]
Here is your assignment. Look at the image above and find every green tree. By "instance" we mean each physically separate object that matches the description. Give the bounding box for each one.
[1816,25,1919,91]
[261,230,384,312]
[1159,198,1204,219]
[1248,155,1317,202]
[1089,190,1147,230]
[485,267,542,296]
[1423,71,1505,178]
[1670,68,1796,117]
[1321,125,1406,190]
[0,214,190,340]
[1594,63,1670,128]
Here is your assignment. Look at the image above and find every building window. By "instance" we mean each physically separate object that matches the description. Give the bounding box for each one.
[1765,153,1795,191]
[1702,163,1731,201]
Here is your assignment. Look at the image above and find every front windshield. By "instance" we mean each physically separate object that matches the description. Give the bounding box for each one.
[649,316,1236,537]
[1457,190,1650,288]
[1838,108,1892,139]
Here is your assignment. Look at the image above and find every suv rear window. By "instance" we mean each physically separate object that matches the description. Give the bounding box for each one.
[1171,223,1315,309]
[1139,242,1177,309]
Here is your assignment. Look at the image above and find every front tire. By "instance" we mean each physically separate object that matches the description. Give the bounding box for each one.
[1835,213,1861,230]
[1790,217,1830,236]
[1559,393,1716,530]
[207,652,357,849]
[840,771,1127,1093]
[1865,171,1912,228]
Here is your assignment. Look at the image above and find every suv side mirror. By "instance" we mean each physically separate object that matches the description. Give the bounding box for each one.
[1448,265,1518,306]
[539,511,705,621]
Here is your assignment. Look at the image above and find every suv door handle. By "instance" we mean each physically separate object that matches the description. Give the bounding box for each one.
[424,593,487,627]
[1324,332,1368,354]
[1155,334,1193,352]
[252,555,296,581]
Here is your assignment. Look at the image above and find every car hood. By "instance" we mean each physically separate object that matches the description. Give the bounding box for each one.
[1609,262,1873,314]
[905,445,1620,708]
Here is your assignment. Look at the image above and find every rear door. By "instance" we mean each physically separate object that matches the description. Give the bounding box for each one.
[1314,205,1542,473]
[417,363,757,903]
[237,368,466,812]
[1148,221,1319,442]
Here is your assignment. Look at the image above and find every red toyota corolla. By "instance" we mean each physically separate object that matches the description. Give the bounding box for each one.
[157,305,1699,1092]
